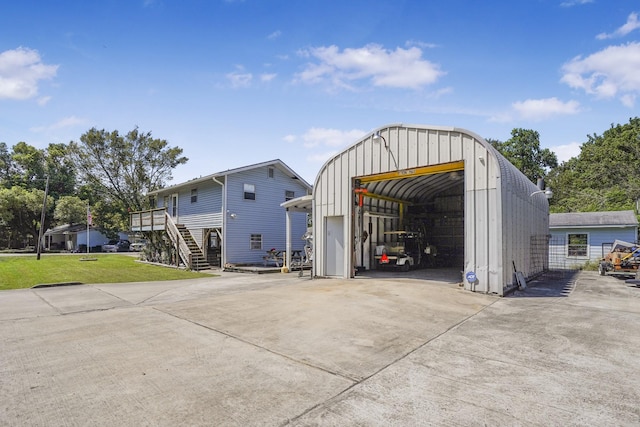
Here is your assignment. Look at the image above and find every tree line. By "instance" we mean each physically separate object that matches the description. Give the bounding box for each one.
[1,117,639,249]
[0,128,187,249]
[488,117,640,214]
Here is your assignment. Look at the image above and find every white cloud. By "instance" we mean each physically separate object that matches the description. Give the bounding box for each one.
[596,12,640,40]
[260,73,277,82]
[300,127,367,148]
[550,142,582,163]
[267,30,281,40]
[561,42,640,106]
[0,47,58,100]
[30,115,87,132]
[282,134,296,143]
[512,97,581,121]
[405,40,439,49]
[37,96,52,106]
[307,150,340,164]
[560,0,593,7]
[295,44,445,90]
[226,65,253,88]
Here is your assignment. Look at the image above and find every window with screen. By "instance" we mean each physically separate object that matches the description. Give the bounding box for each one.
[250,234,262,250]
[567,233,588,257]
[244,183,255,200]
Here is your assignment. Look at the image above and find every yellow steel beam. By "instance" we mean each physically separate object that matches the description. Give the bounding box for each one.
[363,191,413,206]
[357,160,464,184]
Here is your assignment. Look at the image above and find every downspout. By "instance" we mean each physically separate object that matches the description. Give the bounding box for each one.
[212,176,226,268]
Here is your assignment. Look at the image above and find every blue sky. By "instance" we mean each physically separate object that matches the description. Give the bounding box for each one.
[1,0,639,186]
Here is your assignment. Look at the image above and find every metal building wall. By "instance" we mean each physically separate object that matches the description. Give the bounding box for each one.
[312,124,549,295]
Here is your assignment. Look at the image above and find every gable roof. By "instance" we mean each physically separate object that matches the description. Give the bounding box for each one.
[149,159,312,195]
[550,210,638,229]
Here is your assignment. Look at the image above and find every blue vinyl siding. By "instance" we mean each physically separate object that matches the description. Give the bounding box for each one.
[155,179,224,248]
[549,226,637,269]
[225,166,309,264]
[152,161,310,265]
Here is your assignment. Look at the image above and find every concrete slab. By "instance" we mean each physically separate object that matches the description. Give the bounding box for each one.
[292,271,640,426]
[31,285,132,314]
[1,270,639,426]
[1,307,351,426]
[160,279,496,381]
[0,289,59,320]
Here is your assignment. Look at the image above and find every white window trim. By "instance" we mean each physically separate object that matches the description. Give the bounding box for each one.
[566,231,590,259]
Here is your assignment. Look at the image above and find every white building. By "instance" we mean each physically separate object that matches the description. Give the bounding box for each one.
[310,124,550,296]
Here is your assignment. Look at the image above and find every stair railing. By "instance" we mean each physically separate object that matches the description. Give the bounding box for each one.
[164,212,193,269]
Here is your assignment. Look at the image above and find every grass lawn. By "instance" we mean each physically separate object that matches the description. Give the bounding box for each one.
[0,254,214,290]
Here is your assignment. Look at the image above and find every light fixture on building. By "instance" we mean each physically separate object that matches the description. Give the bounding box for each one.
[530,188,553,199]
[372,131,398,169]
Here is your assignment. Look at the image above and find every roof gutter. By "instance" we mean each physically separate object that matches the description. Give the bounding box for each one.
[212,176,226,267]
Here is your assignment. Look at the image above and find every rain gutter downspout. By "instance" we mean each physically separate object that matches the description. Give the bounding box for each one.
[212,176,226,267]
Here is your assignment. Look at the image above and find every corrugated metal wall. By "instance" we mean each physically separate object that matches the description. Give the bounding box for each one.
[313,124,549,295]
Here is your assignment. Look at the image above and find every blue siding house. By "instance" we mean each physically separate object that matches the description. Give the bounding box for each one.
[549,210,638,269]
[137,159,312,269]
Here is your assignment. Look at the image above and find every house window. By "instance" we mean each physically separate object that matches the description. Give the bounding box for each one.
[190,188,198,203]
[244,183,256,200]
[250,234,262,250]
[163,196,169,208]
[268,167,274,178]
[285,190,295,201]
[567,233,588,257]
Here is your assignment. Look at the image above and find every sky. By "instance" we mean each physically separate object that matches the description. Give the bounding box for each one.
[1,0,639,186]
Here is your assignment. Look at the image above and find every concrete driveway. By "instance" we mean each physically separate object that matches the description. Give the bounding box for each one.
[1,270,639,426]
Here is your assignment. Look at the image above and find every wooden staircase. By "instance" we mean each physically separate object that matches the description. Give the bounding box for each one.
[175,224,209,271]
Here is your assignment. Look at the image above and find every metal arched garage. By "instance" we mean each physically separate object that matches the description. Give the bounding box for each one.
[311,124,550,296]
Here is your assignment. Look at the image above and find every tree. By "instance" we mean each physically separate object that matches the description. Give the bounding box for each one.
[489,128,558,183]
[0,142,76,198]
[0,142,15,187]
[547,117,640,213]
[54,196,88,225]
[0,186,53,249]
[69,127,188,234]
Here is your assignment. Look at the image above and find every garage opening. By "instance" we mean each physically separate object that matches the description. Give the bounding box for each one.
[353,161,464,276]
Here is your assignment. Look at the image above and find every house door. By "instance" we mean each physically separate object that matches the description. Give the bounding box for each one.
[170,193,178,220]
[325,216,344,277]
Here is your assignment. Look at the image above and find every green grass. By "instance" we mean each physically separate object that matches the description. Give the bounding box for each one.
[0,254,213,290]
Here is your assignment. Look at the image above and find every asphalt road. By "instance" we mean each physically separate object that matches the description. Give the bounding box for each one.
[1,269,639,426]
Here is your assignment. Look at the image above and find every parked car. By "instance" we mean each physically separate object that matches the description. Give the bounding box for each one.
[129,239,148,251]
[102,239,131,252]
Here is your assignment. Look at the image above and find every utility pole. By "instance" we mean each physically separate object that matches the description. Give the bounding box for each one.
[36,175,49,260]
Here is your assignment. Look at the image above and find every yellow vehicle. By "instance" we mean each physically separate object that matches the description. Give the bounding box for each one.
[599,240,640,277]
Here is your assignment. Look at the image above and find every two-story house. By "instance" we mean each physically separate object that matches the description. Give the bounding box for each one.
[131,159,312,270]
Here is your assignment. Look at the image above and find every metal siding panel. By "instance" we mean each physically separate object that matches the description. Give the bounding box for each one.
[396,127,408,169]
[450,132,463,161]
[474,189,489,293]
[407,128,418,168]
[488,187,502,293]
[439,132,451,163]
[428,130,439,163]
[417,129,428,166]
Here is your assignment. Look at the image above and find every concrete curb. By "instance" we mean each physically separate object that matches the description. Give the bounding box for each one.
[32,282,84,289]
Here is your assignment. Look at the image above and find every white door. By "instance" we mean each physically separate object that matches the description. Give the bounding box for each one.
[325,216,344,277]
[170,193,178,220]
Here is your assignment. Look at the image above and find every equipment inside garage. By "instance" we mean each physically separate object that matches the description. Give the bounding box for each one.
[354,162,464,273]
[312,124,550,295]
